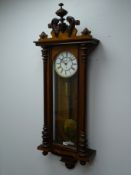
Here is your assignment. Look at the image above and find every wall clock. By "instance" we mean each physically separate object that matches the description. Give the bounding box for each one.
[34,3,99,169]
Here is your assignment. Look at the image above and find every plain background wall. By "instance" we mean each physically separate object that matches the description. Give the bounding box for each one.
[0,0,131,175]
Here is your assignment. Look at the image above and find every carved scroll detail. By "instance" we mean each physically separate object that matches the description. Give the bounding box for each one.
[48,3,80,37]
[39,32,48,39]
[37,3,94,41]
[81,28,92,37]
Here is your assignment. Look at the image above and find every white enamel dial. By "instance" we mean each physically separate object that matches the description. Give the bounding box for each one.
[55,51,78,78]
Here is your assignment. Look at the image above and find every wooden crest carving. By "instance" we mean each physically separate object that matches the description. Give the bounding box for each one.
[38,3,92,42]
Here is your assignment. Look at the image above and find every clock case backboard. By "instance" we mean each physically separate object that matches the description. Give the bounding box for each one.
[34,3,99,169]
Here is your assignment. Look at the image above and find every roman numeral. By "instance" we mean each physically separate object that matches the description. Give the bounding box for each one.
[71,67,75,70]
[70,56,75,61]
[59,56,63,60]
[57,66,61,69]
[66,52,68,57]
[60,54,65,59]
[61,68,63,73]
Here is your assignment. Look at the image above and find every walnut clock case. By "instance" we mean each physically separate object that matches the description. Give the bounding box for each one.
[34,3,99,169]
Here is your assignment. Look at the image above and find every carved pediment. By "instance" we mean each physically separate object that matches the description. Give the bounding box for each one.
[38,3,92,41]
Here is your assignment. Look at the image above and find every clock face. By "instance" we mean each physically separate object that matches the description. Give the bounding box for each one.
[55,51,78,78]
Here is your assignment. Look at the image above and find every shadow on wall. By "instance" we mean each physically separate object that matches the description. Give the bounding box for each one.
[87,42,109,151]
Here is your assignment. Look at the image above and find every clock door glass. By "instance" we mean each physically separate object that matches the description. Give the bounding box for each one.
[53,51,78,148]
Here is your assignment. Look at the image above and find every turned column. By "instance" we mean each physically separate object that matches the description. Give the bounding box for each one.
[41,46,50,154]
[78,43,88,157]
